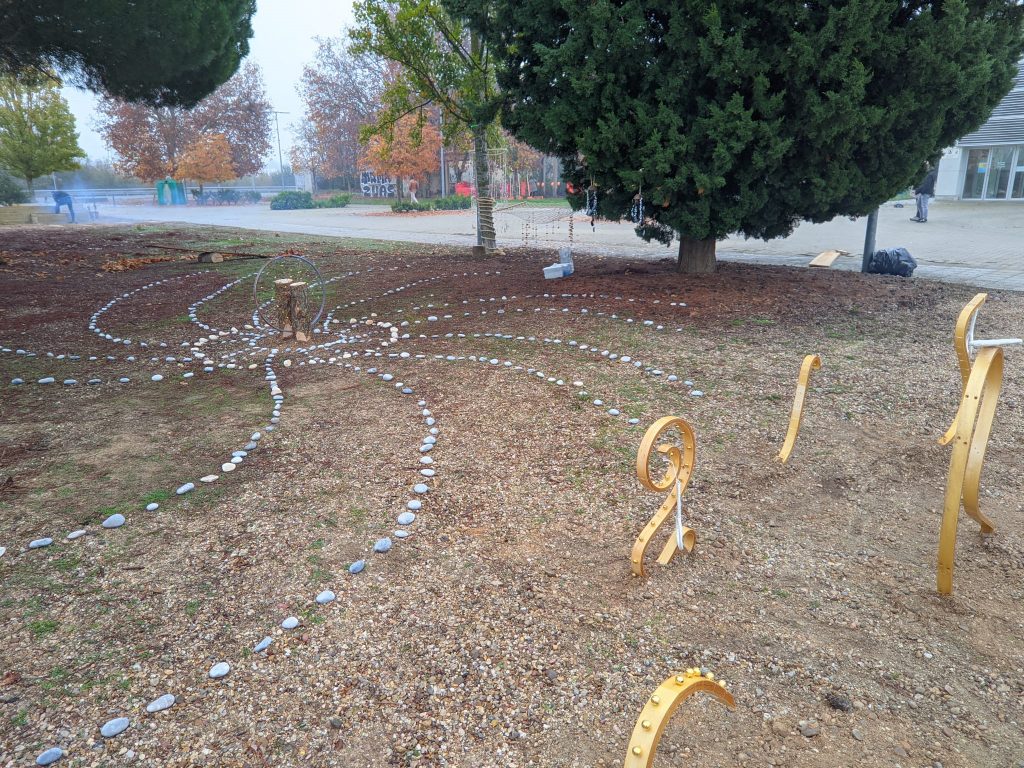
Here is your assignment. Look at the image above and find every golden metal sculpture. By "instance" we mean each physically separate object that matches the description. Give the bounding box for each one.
[777,354,821,464]
[935,293,1020,595]
[937,346,1003,595]
[632,416,697,577]
[939,293,995,445]
[623,669,735,768]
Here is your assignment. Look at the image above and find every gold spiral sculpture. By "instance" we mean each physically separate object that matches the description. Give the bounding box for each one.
[777,354,821,464]
[937,345,1003,595]
[631,417,697,577]
[623,669,735,768]
[935,292,1020,595]
[938,293,988,446]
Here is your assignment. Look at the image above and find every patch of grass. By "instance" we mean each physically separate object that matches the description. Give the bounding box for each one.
[307,553,331,584]
[348,506,368,524]
[22,594,45,617]
[28,619,59,638]
[142,488,172,504]
[300,606,325,626]
[184,600,201,617]
[309,538,326,550]
[10,709,28,727]
[53,553,80,574]
[40,666,71,694]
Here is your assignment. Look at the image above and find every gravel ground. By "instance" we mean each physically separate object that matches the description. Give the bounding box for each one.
[1,226,1022,768]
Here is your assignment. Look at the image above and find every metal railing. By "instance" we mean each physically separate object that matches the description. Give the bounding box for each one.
[31,186,300,205]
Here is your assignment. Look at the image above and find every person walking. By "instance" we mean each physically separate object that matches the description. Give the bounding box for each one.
[52,190,75,223]
[407,178,419,204]
[911,163,937,223]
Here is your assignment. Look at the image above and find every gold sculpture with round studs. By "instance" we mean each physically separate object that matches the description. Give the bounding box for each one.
[935,293,1020,594]
[937,345,1004,595]
[623,668,735,767]
[938,293,988,446]
[777,354,821,463]
[631,416,697,577]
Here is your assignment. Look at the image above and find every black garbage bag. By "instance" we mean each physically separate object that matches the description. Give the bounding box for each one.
[867,247,917,277]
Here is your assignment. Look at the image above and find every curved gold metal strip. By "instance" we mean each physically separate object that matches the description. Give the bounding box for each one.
[777,354,821,464]
[623,669,735,768]
[632,417,696,577]
[939,293,988,446]
[937,345,1003,595]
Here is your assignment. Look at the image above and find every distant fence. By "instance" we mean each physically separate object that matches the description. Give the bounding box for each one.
[31,186,300,205]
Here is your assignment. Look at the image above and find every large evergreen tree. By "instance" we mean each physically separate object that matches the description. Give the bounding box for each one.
[457,0,1024,272]
[0,72,84,192]
[0,1,256,108]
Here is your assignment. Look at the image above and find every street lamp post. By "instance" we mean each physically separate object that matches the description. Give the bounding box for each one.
[272,110,289,188]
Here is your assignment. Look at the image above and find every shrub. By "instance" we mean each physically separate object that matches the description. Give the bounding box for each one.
[431,194,472,210]
[0,173,28,206]
[391,200,432,213]
[215,188,240,205]
[242,190,261,203]
[314,193,352,209]
[270,191,315,210]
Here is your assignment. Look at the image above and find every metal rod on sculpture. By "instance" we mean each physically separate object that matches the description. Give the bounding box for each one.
[631,416,698,577]
[938,293,1020,446]
[675,478,685,549]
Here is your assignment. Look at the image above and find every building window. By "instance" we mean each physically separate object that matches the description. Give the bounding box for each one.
[962,148,988,199]
[1012,146,1024,200]
[962,146,1024,199]
[986,146,1015,199]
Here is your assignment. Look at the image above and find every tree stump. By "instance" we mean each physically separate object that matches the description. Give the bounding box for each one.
[288,281,311,342]
[273,279,294,339]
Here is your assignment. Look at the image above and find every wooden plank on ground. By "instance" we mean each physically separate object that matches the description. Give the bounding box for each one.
[809,249,848,268]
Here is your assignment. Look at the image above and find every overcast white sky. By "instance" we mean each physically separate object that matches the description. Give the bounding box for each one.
[62,0,356,165]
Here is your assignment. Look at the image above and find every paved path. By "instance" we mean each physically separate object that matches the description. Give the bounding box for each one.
[96,199,1024,291]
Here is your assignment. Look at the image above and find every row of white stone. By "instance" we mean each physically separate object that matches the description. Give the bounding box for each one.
[26,358,439,765]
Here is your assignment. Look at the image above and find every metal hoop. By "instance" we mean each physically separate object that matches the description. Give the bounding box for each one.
[253,254,327,331]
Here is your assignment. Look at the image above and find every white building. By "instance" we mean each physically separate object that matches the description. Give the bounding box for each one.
[936,60,1024,201]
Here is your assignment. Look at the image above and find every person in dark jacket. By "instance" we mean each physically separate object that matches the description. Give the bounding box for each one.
[911,163,937,223]
[52,190,75,223]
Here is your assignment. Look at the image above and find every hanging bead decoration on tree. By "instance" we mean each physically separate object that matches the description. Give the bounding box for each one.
[630,175,644,224]
[585,185,598,231]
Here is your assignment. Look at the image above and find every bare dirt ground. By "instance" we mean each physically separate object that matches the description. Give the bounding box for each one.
[1,225,1022,768]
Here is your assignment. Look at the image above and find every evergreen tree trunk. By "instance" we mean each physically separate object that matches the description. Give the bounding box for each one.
[472,127,496,250]
[676,236,716,274]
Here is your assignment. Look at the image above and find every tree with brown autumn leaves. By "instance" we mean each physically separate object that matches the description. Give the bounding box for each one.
[292,36,388,189]
[360,114,441,200]
[177,133,235,193]
[97,61,271,182]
